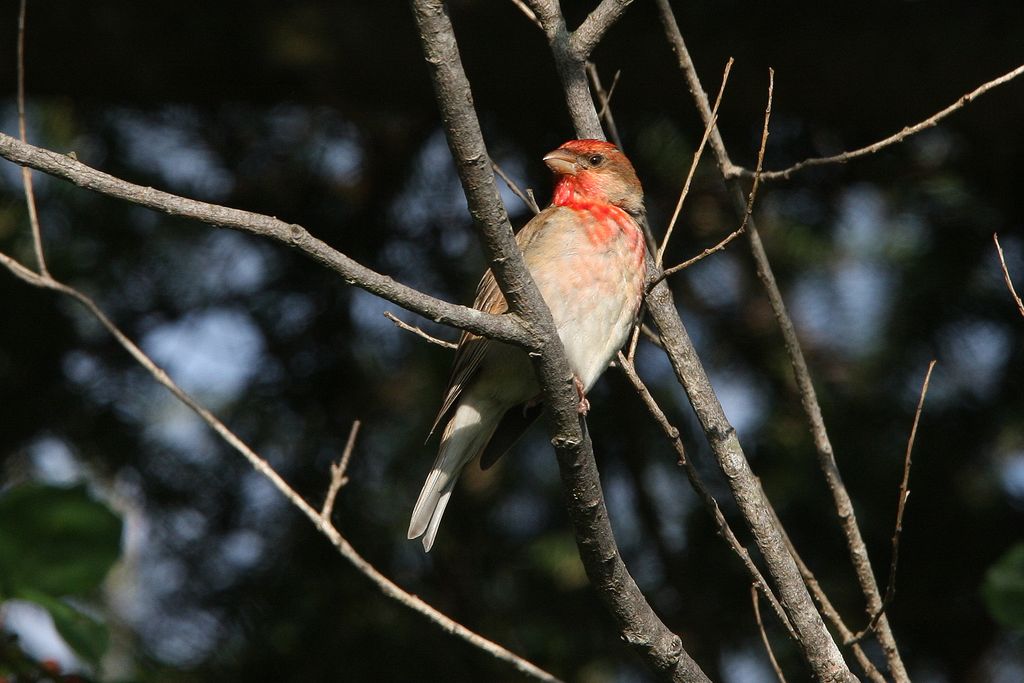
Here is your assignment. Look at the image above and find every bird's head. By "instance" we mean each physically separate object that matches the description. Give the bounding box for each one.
[544,139,644,217]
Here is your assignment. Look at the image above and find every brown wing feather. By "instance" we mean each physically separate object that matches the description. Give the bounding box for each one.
[428,208,559,436]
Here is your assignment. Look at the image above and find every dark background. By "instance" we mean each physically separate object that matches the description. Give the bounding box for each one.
[1,1,1023,680]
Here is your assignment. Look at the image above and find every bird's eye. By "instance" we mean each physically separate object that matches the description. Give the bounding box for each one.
[588,154,605,166]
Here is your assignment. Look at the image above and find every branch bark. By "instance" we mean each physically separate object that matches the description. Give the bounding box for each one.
[527,2,857,679]
[0,252,562,683]
[656,2,907,679]
[411,2,709,680]
[0,132,530,349]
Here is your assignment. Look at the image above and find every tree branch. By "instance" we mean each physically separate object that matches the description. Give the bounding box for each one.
[654,58,733,270]
[994,233,1024,318]
[411,2,709,680]
[531,1,857,678]
[752,584,788,683]
[617,353,797,642]
[851,360,936,643]
[0,250,562,683]
[16,0,47,278]
[0,132,531,349]
[655,3,907,679]
[321,420,362,521]
[742,63,1024,181]
[570,0,635,60]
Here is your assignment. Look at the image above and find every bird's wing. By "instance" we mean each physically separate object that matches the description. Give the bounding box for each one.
[428,208,559,437]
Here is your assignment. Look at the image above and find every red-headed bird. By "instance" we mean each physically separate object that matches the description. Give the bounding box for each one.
[408,139,648,551]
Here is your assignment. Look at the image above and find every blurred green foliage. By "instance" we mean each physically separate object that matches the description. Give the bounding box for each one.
[0,484,122,672]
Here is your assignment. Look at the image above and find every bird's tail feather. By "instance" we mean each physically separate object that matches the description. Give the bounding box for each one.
[408,401,501,551]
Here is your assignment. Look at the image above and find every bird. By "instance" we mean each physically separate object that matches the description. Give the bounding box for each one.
[408,139,648,551]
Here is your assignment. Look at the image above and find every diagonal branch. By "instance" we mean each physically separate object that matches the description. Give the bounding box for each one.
[0,251,561,683]
[534,1,855,679]
[655,2,908,680]
[851,359,936,643]
[17,0,47,278]
[570,0,635,60]
[0,132,530,349]
[655,58,734,269]
[411,2,709,680]
[742,63,1024,181]
[994,233,1024,318]
[617,353,797,642]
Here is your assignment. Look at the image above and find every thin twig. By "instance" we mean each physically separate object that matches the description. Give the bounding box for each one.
[994,233,1024,318]
[384,311,458,349]
[656,225,746,284]
[639,323,664,350]
[507,0,543,30]
[16,0,47,277]
[597,69,621,119]
[628,58,733,362]
[656,66,772,287]
[851,359,936,643]
[751,584,788,683]
[770,504,887,683]
[321,420,363,520]
[655,58,734,269]
[616,352,798,642]
[743,63,1024,182]
[492,160,541,215]
[586,63,623,149]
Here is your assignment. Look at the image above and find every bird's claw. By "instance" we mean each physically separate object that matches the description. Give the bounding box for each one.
[574,376,590,415]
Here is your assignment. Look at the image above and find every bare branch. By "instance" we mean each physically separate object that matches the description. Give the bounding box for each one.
[586,63,623,149]
[384,311,459,349]
[657,226,746,283]
[321,420,363,521]
[751,585,788,683]
[0,132,530,348]
[507,0,543,30]
[411,3,708,679]
[492,159,540,214]
[744,62,1024,181]
[657,65,770,286]
[531,0,855,676]
[994,233,1024,318]
[655,58,734,269]
[617,352,797,642]
[655,3,907,678]
[570,0,635,59]
[16,0,47,278]
[852,360,936,643]
[0,250,561,682]
[771,507,887,683]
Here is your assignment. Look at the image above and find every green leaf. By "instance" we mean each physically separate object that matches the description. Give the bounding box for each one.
[0,483,123,598]
[18,588,110,666]
[982,542,1024,631]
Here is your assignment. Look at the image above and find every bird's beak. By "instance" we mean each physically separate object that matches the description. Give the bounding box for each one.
[543,148,578,176]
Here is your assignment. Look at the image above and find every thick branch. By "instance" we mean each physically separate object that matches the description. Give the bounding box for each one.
[411,2,708,680]
[656,2,907,679]
[570,0,635,59]
[527,1,604,138]
[645,274,854,683]
[0,132,530,349]
[534,2,855,679]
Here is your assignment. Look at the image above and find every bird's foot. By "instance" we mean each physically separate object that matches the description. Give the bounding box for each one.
[573,375,590,415]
